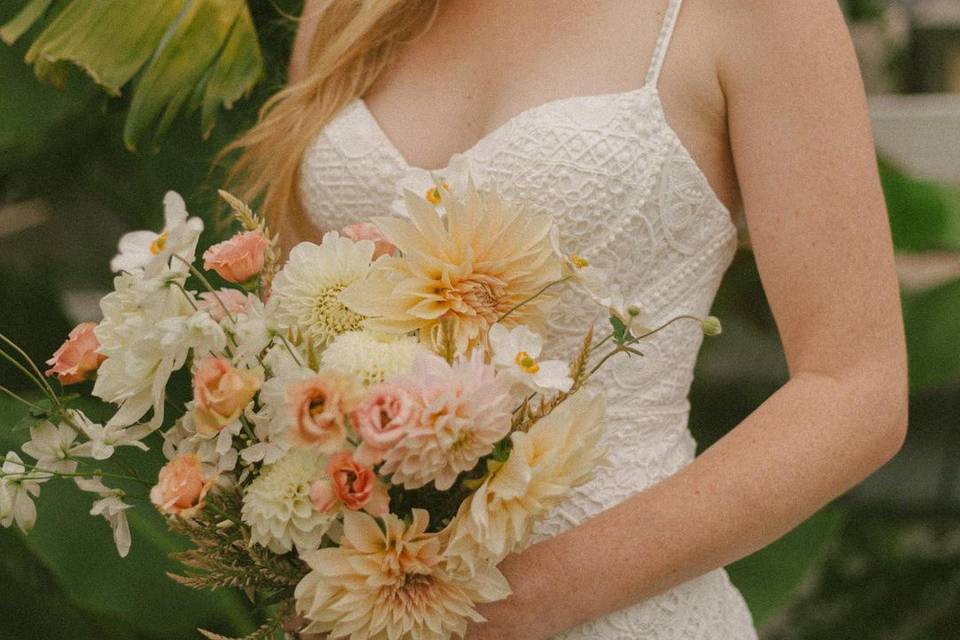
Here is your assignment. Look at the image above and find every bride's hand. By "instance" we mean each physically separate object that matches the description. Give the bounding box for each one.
[463,551,557,640]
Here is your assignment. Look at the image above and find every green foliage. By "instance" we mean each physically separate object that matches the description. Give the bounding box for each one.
[880,157,960,253]
[0,397,257,639]
[2,0,265,150]
[902,279,960,391]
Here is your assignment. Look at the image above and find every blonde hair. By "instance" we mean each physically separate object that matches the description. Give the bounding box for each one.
[222,0,441,238]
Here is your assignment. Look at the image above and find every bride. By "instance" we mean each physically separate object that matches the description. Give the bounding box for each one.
[225,0,908,638]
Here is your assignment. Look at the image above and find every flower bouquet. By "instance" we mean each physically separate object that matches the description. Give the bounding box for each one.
[0,170,721,639]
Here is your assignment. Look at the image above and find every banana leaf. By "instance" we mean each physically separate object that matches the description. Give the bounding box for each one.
[1,0,264,150]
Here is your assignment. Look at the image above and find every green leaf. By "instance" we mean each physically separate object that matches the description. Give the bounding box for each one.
[0,397,256,639]
[880,156,960,253]
[902,278,960,391]
[124,0,261,149]
[727,506,845,625]
[24,0,187,95]
[200,4,263,138]
[0,0,55,45]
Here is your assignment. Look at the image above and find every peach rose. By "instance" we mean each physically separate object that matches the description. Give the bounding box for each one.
[45,322,106,385]
[341,222,397,259]
[286,375,357,452]
[309,452,389,515]
[197,289,256,322]
[150,454,216,517]
[351,383,420,466]
[203,230,268,284]
[192,357,262,436]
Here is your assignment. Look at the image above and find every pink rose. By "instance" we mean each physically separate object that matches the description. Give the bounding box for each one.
[45,322,106,385]
[203,230,268,284]
[341,222,397,259]
[197,289,256,322]
[286,375,356,452]
[309,452,389,515]
[192,357,262,436]
[150,454,216,517]
[351,383,420,465]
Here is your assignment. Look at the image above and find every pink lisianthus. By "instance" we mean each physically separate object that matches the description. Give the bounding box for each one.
[45,322,106,385]
[310,452,389,515]
[351,383,420,466]
[197,289,256,322]
[192,356,262,436]
[286,375,357,453]
[203,230,268,284]
[150,454,216,517]
[341,222,397,259]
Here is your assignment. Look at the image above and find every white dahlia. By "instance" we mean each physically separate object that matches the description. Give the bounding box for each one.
[241,447,334,553]
[445,389,607,572]
[340,173,562,355]
[381,350,512,491]
[269,232,375,347]
[295,509,510,640]
[320,330,425,386]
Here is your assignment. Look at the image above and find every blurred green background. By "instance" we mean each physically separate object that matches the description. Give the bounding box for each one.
[2,0,960,638]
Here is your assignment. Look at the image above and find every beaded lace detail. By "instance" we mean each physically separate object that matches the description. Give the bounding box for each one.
[298,0,758,637]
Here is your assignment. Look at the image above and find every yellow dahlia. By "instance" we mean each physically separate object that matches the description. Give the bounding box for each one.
[340,174,561,355]
[445,389,607,573]
[295,509,510,640]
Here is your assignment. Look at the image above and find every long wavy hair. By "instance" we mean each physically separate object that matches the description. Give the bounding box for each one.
[221,0,442,241]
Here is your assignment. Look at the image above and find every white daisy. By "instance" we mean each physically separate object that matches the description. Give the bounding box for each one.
[110,191,204,277]
[269,232,375,347]
[488,323,573,393]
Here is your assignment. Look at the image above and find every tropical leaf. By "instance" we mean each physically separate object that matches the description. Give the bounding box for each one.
[0,396,257,639]
[901,278,960,391]
[1,0,264,150]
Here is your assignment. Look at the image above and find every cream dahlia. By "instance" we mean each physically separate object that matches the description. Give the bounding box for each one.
[381,350,512,491]
[319,330,425,386]
[295,509,510,640]
[241,447,335,553]
[269,232,374,347]
[341,173,561,355]
[445,389,607,572]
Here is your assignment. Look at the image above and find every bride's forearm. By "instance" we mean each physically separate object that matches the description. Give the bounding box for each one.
[487,363,906,638]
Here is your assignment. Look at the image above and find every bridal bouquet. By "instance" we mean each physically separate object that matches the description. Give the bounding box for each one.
[0,169,720,639]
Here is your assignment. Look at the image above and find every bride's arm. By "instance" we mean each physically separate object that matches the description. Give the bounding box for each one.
[466,2,908,638]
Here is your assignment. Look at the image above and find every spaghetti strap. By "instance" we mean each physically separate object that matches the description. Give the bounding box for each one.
[644,0,684,88]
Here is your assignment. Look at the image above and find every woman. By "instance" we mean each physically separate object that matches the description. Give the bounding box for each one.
[229,0,908,638]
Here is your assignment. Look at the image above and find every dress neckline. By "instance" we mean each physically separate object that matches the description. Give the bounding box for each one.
[351,82,736,225]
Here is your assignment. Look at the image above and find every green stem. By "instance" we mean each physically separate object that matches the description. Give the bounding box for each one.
[497,276,571,323]
[172,255,237,324]
[0,385,48,413]
[1,459,152,487]
[0,333,58,401]
[0,342,58,406]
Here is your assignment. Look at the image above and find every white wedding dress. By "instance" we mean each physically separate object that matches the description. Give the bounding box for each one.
[298,0,759,637]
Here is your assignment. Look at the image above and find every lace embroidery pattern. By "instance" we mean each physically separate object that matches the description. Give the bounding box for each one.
[298,4,759,635]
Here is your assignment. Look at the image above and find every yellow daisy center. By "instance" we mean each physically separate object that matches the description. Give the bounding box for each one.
[570,253,589,269]
[150,231,169,255]
[515,351,540,374]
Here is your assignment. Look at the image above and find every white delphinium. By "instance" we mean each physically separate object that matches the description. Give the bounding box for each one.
[69,413,152,461]
[110,191,204,277]
[488,324,573,393]
[0,452,45,533]
[269,232,375,348]
[93,271,221,430]
[75,477,132,558]
[229,296,276,369]
[320,330,424,386]
[241,447,335,554]
[21,418,81,474]
[241,345,314,465]
[161,409,241,475]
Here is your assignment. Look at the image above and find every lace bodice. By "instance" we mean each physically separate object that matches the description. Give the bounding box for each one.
[298,0,758,637]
